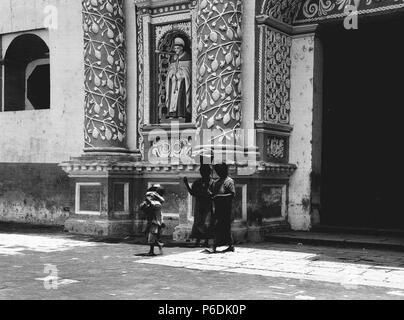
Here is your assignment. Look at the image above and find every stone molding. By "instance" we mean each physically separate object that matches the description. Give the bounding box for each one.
[295,0,404,24]
[260,0,404,26]
[60,160,296,177]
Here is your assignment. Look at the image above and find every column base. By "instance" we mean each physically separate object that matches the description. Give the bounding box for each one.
[172,222,290,243]
[247,221,290,243]
[64,218,133,237]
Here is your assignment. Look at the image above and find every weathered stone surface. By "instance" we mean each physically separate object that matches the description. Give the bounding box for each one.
[64,218,133,237]
[0,164,71,226]
[288,35,316,231]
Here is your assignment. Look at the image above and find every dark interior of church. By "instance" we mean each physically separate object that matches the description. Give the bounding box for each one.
[321,16,404,230]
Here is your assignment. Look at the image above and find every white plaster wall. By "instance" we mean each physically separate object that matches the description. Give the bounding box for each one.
[0,0,84,163]
[289,34,315,231]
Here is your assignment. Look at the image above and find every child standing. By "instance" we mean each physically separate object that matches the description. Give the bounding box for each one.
[140,184,166,256]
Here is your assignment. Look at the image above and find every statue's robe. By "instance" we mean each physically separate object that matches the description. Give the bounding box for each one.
[166,51,191,118]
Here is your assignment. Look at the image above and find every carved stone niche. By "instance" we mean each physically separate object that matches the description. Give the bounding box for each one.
[136,0,197,160]
[153,29,192,124]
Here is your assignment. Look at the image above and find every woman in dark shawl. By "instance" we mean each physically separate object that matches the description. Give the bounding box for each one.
[183,165,213,247]
[208,163,236,253]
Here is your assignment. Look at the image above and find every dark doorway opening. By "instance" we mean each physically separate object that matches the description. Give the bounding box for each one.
[321,17,403,230]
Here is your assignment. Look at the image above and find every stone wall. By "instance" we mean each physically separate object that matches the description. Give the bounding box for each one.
[0,163,71,226]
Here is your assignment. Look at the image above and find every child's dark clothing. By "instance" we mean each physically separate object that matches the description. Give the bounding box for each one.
[140,191,165,247]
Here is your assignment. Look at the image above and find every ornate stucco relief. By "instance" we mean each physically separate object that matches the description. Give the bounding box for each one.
[195,0,243,141]
[82,0,127,150]
[136,10,147,157]
[260,0,302,25]
[149,137,194,163]
[155,22,191,47]
[259,26,291,125]
[267,136,286,160]
[295,0,404,23]
[136,4,195,159]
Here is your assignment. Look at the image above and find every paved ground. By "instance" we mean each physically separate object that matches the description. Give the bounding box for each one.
[1,230,404,300]
[267,231,404,251]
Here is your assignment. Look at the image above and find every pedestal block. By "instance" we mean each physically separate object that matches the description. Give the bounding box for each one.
[60,154,140,237]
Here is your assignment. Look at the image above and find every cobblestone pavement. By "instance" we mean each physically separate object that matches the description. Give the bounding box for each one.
[1,231,404,300]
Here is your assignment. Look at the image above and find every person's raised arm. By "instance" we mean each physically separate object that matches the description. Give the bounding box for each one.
[183,177,196,197]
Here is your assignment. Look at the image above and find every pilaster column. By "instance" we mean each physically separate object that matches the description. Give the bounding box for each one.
[82,0,128,153]
[195,0,243,157]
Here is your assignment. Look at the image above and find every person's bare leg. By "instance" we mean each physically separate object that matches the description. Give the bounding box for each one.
[148,245,156,256]
[157,240,164,255]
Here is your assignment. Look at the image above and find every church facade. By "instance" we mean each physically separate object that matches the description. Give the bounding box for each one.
[1,0,403,239]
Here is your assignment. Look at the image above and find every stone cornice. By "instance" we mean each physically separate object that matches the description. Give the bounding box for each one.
[59,160,297,177]
[255,121,294,135]
[134,0,192,9]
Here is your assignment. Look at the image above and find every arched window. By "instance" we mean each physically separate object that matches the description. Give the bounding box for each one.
[3,34,50,111]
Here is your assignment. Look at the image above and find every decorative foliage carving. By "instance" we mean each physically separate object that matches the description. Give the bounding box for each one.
[262,28,291,124]
[296,0,404,23]
[266,137,286,159]
[155,23,191,48]
[195,0,243,141]
[136,8,146,158]
[261,0,302,25]
[149,137,194,164]
[82,0,127,150]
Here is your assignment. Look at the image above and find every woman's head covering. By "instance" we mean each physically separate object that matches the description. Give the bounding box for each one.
[213,163,229,178]
[200,164,212,177]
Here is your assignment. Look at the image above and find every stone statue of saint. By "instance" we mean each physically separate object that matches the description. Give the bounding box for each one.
[166,37,191,119]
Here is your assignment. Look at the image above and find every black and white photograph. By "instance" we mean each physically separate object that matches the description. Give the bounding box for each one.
[0,0,403,308]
